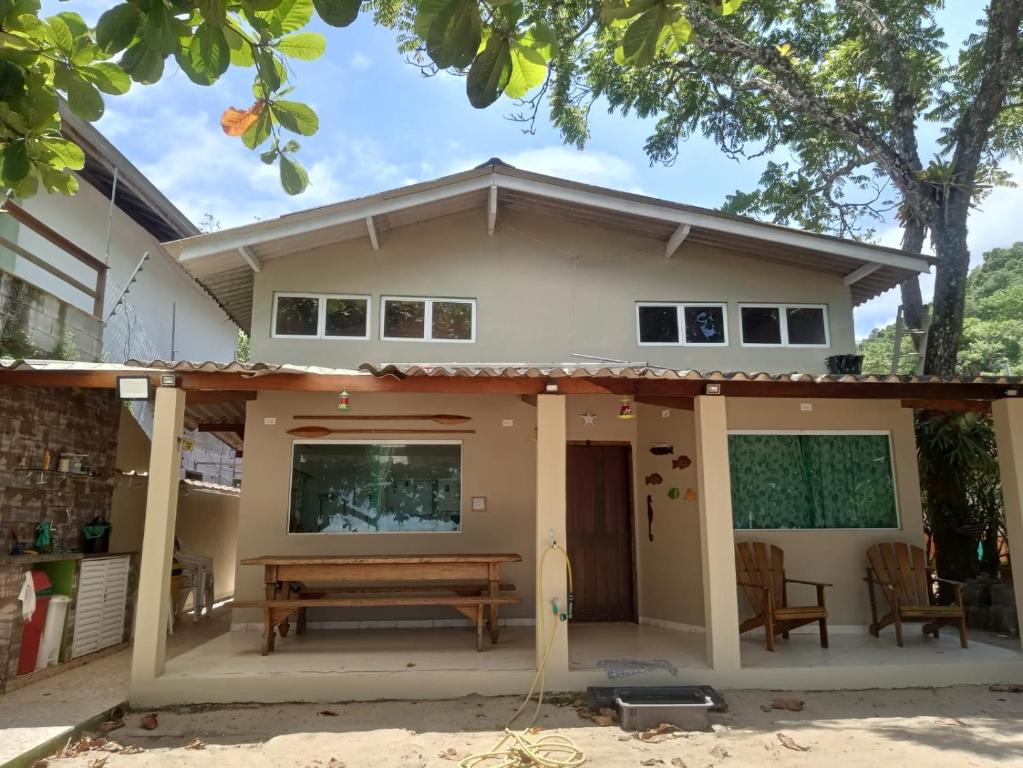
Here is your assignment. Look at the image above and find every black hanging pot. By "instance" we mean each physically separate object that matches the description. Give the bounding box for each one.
[825,354,864,375]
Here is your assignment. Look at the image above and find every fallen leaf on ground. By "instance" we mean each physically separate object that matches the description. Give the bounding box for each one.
[777,733,810,752]
[439,747,458,760]
[639,723,678,742]
[327,759,346,768]
[989,683,1023,693]
[318,710,340,717]
[97,720,124,733]
[640,760,665,766]
[120,745,144,755]
[109,706,124,721]
[770,698,805,712]
[185,739,206,750]
[88,757,108,768]
[591,715,615,727]
[31,760,47,768]
[709,745,730,759]
[759,704,773,713]
[406,662,416,667]
[140,713,159,731]
[670,759,687,767]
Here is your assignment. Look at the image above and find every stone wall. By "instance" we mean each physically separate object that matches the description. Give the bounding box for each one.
[0,270,103,361]
[0,386,121,549]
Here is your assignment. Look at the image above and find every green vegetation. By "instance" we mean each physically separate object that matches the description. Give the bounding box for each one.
[859,242,1023,376]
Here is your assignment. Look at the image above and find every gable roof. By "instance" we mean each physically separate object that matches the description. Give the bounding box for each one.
[163,160,935,332]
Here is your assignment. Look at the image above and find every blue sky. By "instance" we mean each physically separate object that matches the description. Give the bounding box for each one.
[55,2,1022,338]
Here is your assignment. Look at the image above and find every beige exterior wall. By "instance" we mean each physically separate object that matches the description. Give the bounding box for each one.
[111,410,240,599]
[248,209,856,373]
[232,391,539,623]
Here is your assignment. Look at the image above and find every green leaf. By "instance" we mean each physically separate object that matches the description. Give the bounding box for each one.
[225,26,256,66]
[1,140,30,183]
[45,15,74,54]
[720,0,745,16]
[276,32,325,60]
[272,0,314,34]
[255,49,283,92]
[39,137,85,170]
[54,11,88,38]
[242,109,272,149]
[279,153,309,195]
[12,169,38,198]
[79,62,131,95]
[191,22,231,79]
[424,0,481,70]
[505,41,546,99]
[271,99,318,135]
[312,0,361,27]
[0,60,26,102]
[600,0,658,22]
[175,43,217,85]
[39,166,78,195]
[121,41,165,84]
[466,33,511,108]
[96,4,141,55]
[64,75,104,121]
[144,1,179,55]
[621,4,669,66]
[260,147,278,164]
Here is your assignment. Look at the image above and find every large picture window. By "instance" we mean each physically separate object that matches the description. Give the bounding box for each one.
[636,302,728,345]
[289,441,462,533]
[272,293,370,339]
[381,297,475,342]
[728,432,898,529]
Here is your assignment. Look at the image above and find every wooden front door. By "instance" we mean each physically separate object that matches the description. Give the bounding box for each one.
[566,443,637,622]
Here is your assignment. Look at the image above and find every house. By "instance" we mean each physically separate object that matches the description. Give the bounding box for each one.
[6,160,1021,705]
[0,112,241,694]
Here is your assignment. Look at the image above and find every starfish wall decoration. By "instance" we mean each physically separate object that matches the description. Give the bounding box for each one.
[580,410,597,426]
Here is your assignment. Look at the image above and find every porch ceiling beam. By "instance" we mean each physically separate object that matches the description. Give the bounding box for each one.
[365,215,379,251]
[237,246,262,272]
[901,399,992,413]
[664,224,691,258]
[185,390,257,405]
[635,395,695,410]
[843,263,881,286]
[195,422,246,436]
[487,184,498,235]
[520,394,537,407]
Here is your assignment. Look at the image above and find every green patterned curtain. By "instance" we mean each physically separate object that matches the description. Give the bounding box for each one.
[729,434,898,529]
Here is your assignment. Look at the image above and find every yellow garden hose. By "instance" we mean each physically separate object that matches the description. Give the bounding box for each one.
[458,543,586,768]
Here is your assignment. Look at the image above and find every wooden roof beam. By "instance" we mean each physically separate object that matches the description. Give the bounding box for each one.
[665,224,691,258]
[901,399,992,413]
[844,263,882,286]
[487,183,498,235]
[365,215,379,250]
[237,245,261,272]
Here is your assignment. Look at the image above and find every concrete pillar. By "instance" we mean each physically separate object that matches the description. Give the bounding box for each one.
[535,394,569,672]
[992,398,1023,650]
[130,386,186,685]
[694,395,741,669]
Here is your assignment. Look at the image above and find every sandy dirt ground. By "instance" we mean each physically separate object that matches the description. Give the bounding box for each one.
[39,685,1023,768]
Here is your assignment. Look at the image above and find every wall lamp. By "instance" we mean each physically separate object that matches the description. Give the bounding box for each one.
[705,383,722,395]
[117,376,151,401]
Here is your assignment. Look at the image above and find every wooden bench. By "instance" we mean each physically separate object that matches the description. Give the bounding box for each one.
[234,591,521,654]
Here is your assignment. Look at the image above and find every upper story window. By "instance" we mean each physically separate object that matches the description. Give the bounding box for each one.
[382,297,475,342]
[739,304,829,347]
[272,292,370,339]
[636,302,728,346]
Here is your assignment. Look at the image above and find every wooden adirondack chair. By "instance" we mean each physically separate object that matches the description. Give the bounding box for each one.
[864,542,967,648]
[735,542,830,652]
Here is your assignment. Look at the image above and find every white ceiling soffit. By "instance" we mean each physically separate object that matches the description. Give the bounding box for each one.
[166,166,933,279]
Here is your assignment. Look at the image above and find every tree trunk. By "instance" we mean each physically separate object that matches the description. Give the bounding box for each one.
[923,202,972,376]
[899,218,927,343]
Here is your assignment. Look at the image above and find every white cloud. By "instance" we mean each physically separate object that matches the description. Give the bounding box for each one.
[351,53,372,72]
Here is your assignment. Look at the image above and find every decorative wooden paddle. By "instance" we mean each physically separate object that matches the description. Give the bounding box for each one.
[286,426,476,438]
[292,414,471,424]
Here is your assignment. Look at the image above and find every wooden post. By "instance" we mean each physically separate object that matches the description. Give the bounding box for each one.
[129,386,185,686]
[694,395,741,670]
[535,395,569,671]
[992,398,1023,652]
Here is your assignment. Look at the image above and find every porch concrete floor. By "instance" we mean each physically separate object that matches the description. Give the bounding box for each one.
[165,625,536,677]
[740,629,1023,668]
[569,622,709,670]
[0,606,230,767]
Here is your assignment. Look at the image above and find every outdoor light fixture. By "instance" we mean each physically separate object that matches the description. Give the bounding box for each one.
[159,374,177,387]
[117,376,151,401]
[705,383,722,395]
[1008,389,1019,397]
[545,383,558,393]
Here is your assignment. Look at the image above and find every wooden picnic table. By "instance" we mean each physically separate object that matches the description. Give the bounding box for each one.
[237,553,522,654]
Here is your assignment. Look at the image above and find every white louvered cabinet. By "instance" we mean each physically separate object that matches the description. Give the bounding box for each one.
[71,555,130,659]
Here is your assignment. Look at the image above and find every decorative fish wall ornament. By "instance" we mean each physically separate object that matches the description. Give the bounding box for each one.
[672,455,691,470]
[645,473,663,485]
[649,444,674,456]
[685,488,698,502]
[667,487,681,500]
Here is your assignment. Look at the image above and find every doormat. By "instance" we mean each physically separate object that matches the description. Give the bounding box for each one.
[595,659,679,679]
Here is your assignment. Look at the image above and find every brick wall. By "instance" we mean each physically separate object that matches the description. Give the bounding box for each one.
[0,386,121,549]
[0,270,103,361]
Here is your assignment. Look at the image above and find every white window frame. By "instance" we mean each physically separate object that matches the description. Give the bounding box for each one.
[738,303,830,348]
[286,439,463,535]
[380,296,477,343]
[271,292,371,340]
[635,302,729,347]
[727,429,901,530]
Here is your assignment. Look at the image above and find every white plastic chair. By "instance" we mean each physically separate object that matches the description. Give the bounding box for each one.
[174,539,215,621]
